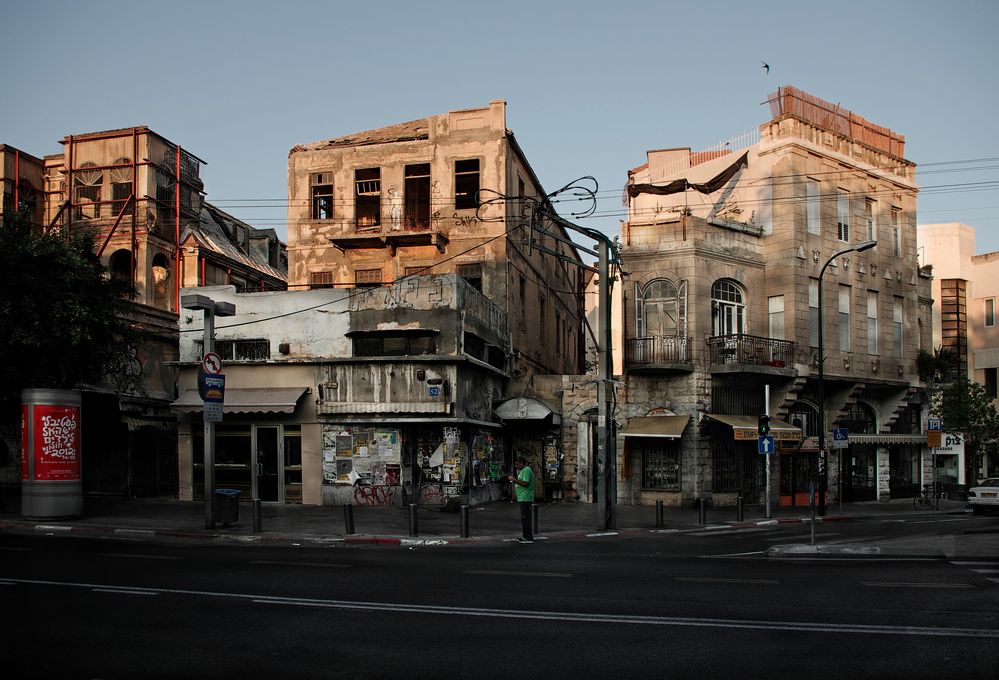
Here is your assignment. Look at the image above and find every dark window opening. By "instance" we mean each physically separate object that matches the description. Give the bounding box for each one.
[353,334,437,357]
[404,163,431,230]
[196,339,270,362]
[488,345,506,370]
[355,168,380,230]
[464,332,486,361]
[986,367,997,400]
[111,181,133,216]
[638,440,681,491]
[311,173,333,220]
[457,262,482,292]
[454,159,480,210]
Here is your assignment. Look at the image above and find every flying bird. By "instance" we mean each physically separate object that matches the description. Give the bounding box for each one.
[761,61,770,75]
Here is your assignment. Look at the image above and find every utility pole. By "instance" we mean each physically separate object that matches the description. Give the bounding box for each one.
[597,238,616,530]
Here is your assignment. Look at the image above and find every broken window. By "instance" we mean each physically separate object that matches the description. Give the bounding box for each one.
[311,172,333,220]
[404,163,430,230]
[355,268,382,287]
[110,159,134,217]
[156,168,175,227]
[355,168,380,230]
[74,162,102,220]
[454,159,480,210]
[457,262,482,292]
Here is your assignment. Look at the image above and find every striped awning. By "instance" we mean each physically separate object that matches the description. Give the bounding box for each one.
[846,434,927,445]
[319,401,452,415]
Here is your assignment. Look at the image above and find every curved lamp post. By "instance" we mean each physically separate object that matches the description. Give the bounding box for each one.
[817,239,876,515]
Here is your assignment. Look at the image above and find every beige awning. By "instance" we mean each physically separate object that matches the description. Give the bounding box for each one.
[171,387,309,414]
[621,415,689,439]
[703,414,802,441]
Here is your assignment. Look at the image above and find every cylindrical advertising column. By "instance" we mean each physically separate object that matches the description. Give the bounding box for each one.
[21,389,83,519]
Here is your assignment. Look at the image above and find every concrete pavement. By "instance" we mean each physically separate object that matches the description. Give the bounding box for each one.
[1,494,996,557]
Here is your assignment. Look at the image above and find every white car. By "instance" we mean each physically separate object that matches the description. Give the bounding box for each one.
[967,478,999,515]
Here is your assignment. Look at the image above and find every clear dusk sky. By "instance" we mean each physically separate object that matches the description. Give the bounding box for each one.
[3,0,998,254]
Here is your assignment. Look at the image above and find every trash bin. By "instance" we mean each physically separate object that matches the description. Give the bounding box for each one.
[214,488,241,527]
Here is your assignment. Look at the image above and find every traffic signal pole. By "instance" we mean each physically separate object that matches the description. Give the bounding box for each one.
[764,385,771,519]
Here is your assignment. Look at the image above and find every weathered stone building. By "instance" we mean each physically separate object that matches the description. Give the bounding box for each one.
[1,127,286,498]
[172,102,586,506]
[593,86,933,509]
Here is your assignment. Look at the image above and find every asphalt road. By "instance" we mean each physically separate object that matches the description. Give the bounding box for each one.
[2,515,997,679]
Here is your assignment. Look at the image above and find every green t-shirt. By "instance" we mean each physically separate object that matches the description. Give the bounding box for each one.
[515,465,535,502]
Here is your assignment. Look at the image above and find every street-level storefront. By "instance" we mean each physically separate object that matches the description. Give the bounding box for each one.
[847,434,927,501]
[620,415,690,505]
[496,397,562,502]
[318,419,507,508]
[702,414,802,505]
[174,387,311,504]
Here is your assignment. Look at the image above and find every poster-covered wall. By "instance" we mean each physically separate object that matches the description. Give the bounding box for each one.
[322,425,403,506]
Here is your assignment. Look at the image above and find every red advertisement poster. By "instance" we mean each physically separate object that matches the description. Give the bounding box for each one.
[21,404,29,480]
[33,404,81,481]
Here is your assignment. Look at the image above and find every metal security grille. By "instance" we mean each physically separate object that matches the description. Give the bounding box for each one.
[639,440,681,490]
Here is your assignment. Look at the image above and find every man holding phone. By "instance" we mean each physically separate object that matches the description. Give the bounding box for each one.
[508,456,535,544]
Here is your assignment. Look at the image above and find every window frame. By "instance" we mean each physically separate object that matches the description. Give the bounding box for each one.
[836,188,850,242]
[838,285,851,352]
[985,298,995,328]
[711,279,745,337]
[454,159,480,211]
[806,179,820,235]
[893,296,904,357]
[867,291,879,355]
[311,172,334,220]
[355,168,381,230]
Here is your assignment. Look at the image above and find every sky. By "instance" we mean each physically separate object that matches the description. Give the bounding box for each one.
[3,0,998,253]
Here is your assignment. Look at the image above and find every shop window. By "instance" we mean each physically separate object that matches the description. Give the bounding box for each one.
[284,426,303,504]
[454,159,480,210]
[355,168,381,230]
[639,440,681,490]
[311,173,334,220]
[404,163,431,230]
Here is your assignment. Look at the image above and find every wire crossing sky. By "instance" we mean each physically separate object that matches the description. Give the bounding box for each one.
[3,1,998,252]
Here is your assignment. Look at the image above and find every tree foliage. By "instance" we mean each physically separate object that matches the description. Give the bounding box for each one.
[930,376,999,483]
[0,209,137,414]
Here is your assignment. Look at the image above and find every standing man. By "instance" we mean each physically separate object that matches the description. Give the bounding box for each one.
[508,456,535,544]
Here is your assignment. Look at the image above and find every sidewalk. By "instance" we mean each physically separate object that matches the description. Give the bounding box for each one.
[0,495,995,557]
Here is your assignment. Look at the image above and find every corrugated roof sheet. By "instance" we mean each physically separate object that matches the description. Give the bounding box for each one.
[185,203,287,282]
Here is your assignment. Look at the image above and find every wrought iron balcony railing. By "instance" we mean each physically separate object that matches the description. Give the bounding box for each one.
[707,333,795,368]
[626,336,692,366]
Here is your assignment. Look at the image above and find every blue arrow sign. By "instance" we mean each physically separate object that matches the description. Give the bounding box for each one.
[758,435,775,455]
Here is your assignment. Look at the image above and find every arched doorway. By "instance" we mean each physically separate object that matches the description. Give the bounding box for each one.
[779,402,819,507]
[151,253,171,309]
[108,249,132,291]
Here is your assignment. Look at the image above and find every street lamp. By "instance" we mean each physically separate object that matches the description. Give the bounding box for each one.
[817,239,876,516]
[181,294,236,529]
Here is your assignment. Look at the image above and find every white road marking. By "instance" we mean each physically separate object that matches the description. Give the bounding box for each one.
[91,587,159,596]
[586,532,618,537]
[675,576,778,585]
[100,553,183,560]
[702,551,766,558]
[952,561,999,566]
[861,582,974,589]
[971,569,999,574]
[465,570,572,578]
[250,560,351,569]
[5,577,996,638]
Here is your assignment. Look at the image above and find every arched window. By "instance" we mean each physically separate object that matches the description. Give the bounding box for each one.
[841,401,877,434]
[108,249,132,286]
[711,279,745,336]
[110,158,134,216]
[151,253,171,309]
[74,162,103,219]
[787,402,820,438]
[636,278,686,339]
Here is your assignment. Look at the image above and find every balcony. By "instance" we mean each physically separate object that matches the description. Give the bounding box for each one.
[329,218,449,255]
[625,336,694,374]
[707,334,796,376]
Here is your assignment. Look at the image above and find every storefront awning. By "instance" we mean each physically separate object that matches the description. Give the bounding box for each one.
[171,387,309,414]
[495,397,555,421]
[320,401,451,415]
[847,434,927,445]
[621,415,689,439]
[703,414,802,441]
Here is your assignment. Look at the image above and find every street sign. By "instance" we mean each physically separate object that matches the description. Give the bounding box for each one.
[202,374,225,423]
[927,430,942,448]
[831,428,849,449]
[758,435,775,455]
[202,352,223,375]
[927,418,942,431]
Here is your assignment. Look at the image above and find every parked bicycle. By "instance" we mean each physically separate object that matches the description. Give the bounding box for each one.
[913,484,936,511]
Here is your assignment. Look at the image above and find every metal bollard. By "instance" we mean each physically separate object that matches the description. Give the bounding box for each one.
[460,505,470,538]
[698,497,707,525]
[736,495,744,523]
[409,503,419,537]
[532,503,539,535]
[343,503,355,535]
[252,498,262,533]
[655,500,664,528]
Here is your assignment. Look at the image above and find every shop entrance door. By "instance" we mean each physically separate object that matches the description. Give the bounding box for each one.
[254,426,281,502]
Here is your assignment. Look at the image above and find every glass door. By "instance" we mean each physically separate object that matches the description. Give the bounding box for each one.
[253,426,281,502]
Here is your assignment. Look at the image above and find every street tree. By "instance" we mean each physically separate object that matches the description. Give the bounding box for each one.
[0,208,138,416]
[929,376,999,484]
